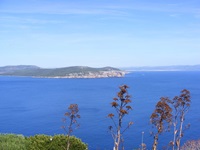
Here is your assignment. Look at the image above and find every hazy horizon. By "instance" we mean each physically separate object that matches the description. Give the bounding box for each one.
[1,64,200,69]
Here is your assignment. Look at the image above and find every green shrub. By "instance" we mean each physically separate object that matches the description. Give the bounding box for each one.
[26,134,87,150]
[0,134,87,150]
[26,134,52,150]
[0,134,28,150]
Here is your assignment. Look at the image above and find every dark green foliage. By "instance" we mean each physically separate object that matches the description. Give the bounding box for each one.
[26,134,87,150]
[26,134,51,150]
[0,134,29,150]
[0,134,87,150]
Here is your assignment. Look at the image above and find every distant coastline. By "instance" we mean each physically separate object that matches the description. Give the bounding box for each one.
[1,64,199,78]
[0,65,125,78]
[121,64,200,72]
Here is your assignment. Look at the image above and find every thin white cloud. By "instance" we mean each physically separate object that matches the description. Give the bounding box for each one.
[0,1,198,15]
[0,1,128,16]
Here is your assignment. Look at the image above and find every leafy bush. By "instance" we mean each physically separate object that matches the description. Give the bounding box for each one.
[26,134,51,150]
[0,134,87,150]
[26,134,87,150]
[0,134,28,150]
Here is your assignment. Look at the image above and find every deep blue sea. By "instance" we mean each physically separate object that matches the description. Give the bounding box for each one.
[0,72,200,150]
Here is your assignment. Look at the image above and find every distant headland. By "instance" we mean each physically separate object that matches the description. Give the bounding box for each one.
[0,65,125,78]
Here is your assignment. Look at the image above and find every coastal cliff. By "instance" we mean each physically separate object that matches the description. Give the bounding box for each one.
[54,70,125,78]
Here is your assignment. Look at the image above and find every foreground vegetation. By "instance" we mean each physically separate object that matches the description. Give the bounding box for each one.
[1,134,200,150]
[0,134,87,150]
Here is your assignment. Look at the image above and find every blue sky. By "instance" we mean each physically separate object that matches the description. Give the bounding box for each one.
[0,0,200,68]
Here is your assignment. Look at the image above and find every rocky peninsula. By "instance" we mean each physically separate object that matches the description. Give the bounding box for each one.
[0,65,126,78]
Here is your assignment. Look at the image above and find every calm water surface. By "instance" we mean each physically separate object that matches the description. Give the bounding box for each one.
[0,72,200,149]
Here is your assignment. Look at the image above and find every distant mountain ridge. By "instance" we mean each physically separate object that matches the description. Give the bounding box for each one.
[0,65,40,73]
[0,65,125,78]
[122,65,200,71]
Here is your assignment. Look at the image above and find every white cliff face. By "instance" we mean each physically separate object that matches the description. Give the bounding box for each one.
[51,71,126,78]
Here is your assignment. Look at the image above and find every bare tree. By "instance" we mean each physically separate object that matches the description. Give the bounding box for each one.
[108,85,133,150]
[62,104,80,150]
[170,89,191,150]
[150,97,172,150]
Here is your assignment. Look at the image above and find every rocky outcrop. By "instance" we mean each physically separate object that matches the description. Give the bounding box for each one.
[48,71,126,78]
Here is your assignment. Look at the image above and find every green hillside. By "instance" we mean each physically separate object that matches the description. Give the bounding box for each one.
[0,65,124,78]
